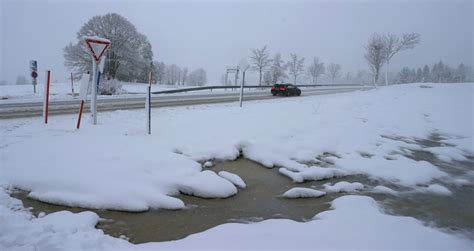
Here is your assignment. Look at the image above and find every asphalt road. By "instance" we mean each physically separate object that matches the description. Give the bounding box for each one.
[0,87,368,119]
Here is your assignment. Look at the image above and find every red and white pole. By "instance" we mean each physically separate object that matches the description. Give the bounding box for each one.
[43,70,51,124]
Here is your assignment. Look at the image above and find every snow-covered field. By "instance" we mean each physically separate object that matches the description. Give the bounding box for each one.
[1,83,473,249]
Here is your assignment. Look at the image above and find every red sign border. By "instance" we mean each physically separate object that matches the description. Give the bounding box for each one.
[85,38,110,63]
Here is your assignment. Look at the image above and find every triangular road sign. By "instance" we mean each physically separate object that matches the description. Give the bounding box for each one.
[84,36,111,63]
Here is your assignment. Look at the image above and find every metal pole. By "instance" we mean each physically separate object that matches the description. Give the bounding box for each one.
[240,70,245,108]
[71,72,75,96]
[147,72,152,135]
[91,61,98,124]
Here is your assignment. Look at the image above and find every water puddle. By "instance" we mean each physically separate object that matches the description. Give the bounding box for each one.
[13,159,364,243]
[11,133,474,243]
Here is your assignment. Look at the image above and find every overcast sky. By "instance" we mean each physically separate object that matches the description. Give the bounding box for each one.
[1,0,472,84]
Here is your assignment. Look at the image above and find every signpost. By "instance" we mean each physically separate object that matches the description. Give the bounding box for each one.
[84,36,110,125]
[30,60,38,93]
[238,59,250,108]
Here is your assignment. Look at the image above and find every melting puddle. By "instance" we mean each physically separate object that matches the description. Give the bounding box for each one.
[13,159,362,243]
[11,133,474,243]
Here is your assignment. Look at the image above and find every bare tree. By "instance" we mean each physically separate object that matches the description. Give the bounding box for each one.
[250,45,272,86]
[307,57,325,84]
[327,63,342,84]
[365,33,386,86]
[382,33,420,85]
[287,53,305,85]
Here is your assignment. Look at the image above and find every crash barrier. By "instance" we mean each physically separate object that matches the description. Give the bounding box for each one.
[151,84,365,95]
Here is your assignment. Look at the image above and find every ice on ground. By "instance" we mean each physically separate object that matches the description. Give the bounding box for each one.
[218,171,246,189]
[371,185,398,195]
[282,187,326,198]
[323,181,364,193]
[177,170,237,198]
[278,166,349,183]
[420,184,453,196]
[148,195,472,250]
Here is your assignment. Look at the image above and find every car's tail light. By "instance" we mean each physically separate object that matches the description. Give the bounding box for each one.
[271,88,275,90]
[280,88,286,91]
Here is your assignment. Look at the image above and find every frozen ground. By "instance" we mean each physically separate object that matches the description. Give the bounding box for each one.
[1,83,473,249]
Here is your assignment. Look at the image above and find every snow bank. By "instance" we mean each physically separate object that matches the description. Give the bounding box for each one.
[282,187,326,198]
[177,170,237,198]
[0,189,130,250]
[323,181,364,193]
[146,195,472,250]
[218,171,246,189]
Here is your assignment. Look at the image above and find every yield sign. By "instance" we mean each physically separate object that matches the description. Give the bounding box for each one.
[84,36,111,63]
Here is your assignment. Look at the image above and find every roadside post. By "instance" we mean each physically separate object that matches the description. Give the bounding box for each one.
[84,36,110,125]
[76,72,91,129]
[238,60,250,108]
[43,70,51,124]
[30,60,38,93]
[146,72,152,135]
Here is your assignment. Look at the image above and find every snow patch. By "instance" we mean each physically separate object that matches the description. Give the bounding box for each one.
[218,171,246,189]
[371,185,398,195]
[323,181,364,193]
[278,167,349,183]
[177,170,237,198]
[420,184,452,196]
[282,187,326,198]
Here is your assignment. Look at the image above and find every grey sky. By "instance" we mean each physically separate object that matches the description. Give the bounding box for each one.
[1,0,472,84]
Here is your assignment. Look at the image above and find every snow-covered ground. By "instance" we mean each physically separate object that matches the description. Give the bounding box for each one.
[0,82,191,101]
[1,83,473,249]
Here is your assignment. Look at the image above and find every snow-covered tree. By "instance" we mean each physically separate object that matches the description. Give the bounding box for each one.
[188,68,207,86]
[16,75,27,85]
[250,45,271,86]
[382,33,420,85]
[455,63,470,82]
[327,63,341,84]
[153,61,166,85]
[422,65,430,82]
[287,53,305,85]
[63,13,153,81]
[365,33,386,86]
[265,53,287,84]
[166,64,181,85]
[307,57,325,84]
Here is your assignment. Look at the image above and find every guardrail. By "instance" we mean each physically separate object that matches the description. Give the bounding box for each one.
[151,84,364,94]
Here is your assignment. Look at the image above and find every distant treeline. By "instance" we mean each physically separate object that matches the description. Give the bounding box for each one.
[395,61,472,84]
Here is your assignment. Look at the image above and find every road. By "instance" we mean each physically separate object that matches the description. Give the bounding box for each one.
[0,86,368,119]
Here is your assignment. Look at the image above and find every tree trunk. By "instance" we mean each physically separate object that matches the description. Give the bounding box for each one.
[259,69,262,86]
[385,60,390,86]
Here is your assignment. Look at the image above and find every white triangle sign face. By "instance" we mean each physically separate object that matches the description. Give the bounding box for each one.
[85,38,110,63]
